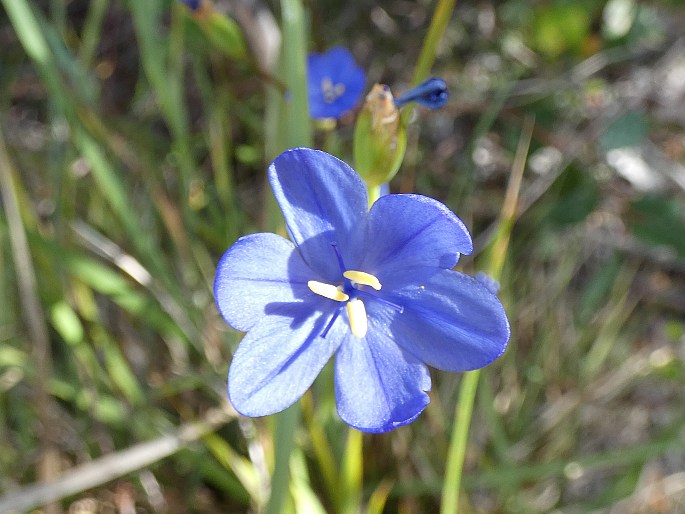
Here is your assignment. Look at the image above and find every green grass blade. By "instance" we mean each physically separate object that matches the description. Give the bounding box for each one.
[264,1,311,511]
[441,116,533,514]
[339,429,363,514]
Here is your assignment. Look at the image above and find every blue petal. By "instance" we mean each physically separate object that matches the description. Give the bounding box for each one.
[309,47,359,81]
[179,0,201,11]
[214,232,320,332]
[362,194,472,274]
[308,47,366,119]
[394,77,449,109]
[334,316,431,433]
[269,149,368,280]
[475,272,500,295]
[375,267,510,372]
[228,301,347,416]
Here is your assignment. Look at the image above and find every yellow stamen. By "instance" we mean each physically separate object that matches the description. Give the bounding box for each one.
[322,77,346,103]
[343,270,382,290]
[346,298,368,338]
[308,280,349,302]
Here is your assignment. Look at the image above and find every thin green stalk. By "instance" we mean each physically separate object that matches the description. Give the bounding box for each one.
[128,0,195,203]
[368,185,382,206]
[393,424,685,496]
[339,429,363,514]
[264,0,311,512]
[403,0,457,123]
[0,123,60,514]
[266,404,300,514]
[301,392,339,503]
[0,8,71,510]
[441,370,479,512]
[280,0,312,149]
[441,117,533,514]
[77,0,109,68]
[1,0,59,94]
[412,0,456,84]
[399,0,458,195]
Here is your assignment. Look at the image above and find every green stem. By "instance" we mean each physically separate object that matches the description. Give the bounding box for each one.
[265,404,300,514]
[368,185,382,207]
[440,118,533,514]
[440,370,479,513]
[412,0,456,83]
[280,0,312,149]
[264,0,311,512]
[339,429,363,514]
[403,0,457,123]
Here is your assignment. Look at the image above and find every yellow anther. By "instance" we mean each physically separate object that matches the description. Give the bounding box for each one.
[308,281,349,302]
[343,270,382,290]
[346,298,368,338]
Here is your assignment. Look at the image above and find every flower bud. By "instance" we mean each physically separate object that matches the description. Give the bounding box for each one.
[394,77,449,109]
[180,0,246,59]
[353,84,407,188]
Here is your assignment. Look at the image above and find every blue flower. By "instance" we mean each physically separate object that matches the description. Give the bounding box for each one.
[179,0,202,11]
[214,148,509,432]
[394,77,449,109]
[307,47,366,119]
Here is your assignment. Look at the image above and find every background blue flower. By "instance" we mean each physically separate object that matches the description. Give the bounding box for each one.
[214,148,510,432]
[179,0,201,11]
[307,47,366,119]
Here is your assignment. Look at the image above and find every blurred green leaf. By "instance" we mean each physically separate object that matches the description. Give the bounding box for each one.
[87,393,129,424]
[205,13,247,59]
[664,321,685,342]
[599,111,648,152]
[236,144,262,165]
[578,254,622,322]
[203,432,263,504]
[533,3,592,58]
[50,301,84,346]
[366,479,394,514]
[546,166,599,227]
[290,450,327,514]
[187,450,252,506]
[630,194,685,260]
[0,346,27,368]
[101,341,144,405]
[339,429,363,514]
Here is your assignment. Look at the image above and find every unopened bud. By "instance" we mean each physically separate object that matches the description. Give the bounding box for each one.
[353,84,407,188]
[394,77,449,109]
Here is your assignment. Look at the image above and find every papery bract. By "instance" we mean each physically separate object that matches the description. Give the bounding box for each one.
[214,148,510,432]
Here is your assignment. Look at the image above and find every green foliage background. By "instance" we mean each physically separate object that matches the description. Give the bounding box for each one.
[1,0,685,512]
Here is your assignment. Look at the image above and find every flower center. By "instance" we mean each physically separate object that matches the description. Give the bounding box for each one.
[321,77,346,104]
[307,243,404,339]
[307,269,381,338]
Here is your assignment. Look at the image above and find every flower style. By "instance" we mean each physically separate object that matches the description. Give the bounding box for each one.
[307,47,366,119]
[214,148,510,432]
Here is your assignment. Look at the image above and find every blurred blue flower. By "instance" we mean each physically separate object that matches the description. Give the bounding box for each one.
[307,47,366,119]
[179,0,201,11]
[214,148,509,432]
[394,77,449,109]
